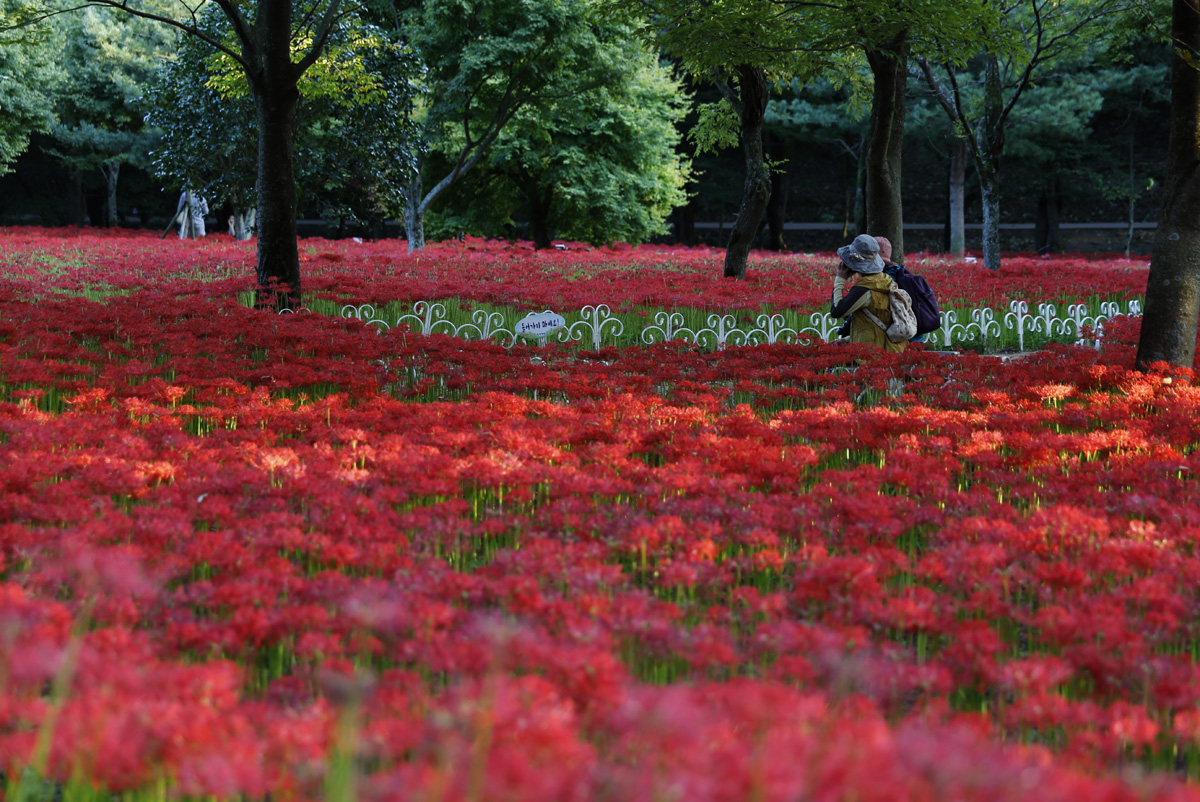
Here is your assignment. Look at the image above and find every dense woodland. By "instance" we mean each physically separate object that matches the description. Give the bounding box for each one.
[0,0,1172,255]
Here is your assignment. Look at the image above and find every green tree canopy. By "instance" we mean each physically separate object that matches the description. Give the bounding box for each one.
[47,4,180,225]
[398,0,607,251]
[0,0,63,175]
[144,4,421,236]
[425,24,691,247]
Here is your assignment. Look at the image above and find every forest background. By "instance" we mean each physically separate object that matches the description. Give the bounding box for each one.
[0,0,1172,257]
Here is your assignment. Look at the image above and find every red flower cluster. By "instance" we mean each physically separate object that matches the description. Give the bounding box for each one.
[0,227,1147,313]
[2,230,1198,801]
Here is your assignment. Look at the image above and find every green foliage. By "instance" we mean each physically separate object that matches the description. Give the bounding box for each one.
[144,3,422,226]
[141,8,257,203]
[45,5,179,169]
[203,20,396,106]
[426,24,691,245]
[0,0,62,173]
[689,102,741,155]
[405,0,579,144]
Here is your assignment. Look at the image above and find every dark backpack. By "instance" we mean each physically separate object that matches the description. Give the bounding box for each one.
[884,265,940,335]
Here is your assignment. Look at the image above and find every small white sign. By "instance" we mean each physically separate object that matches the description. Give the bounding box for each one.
[516,311,566,337]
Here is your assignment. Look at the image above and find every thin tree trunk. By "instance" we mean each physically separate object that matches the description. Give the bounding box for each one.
[843,152,856,239]
[949,140,966,254]
[865,31,908,263]
[764,134,790,251]
[404,170,426,253]
[67,170,87,226]
[1136,0,1200,370]
[1034,178,1061,254]
[724,65,771,280]
[1126,125,1139,258]
[765,170,787,251]
[979,167,1001,269]
[102,161,120,227]
[529,185,552,249]
[978,55,1004,270]
[854,145,867,238]
[1033,176,1061,254]
[674,202,696,246]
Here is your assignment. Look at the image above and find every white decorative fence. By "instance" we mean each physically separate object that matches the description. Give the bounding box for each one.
[284,299,1144,353]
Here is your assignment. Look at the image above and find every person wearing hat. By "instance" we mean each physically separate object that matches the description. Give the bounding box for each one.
[830,234,906,353]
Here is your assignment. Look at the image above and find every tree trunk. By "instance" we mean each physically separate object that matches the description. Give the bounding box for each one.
[949,140,966,255]
[853,144,867,238]
[764,134,791,251]
[404,171,426,253]
[1034,178,1061,254]
[843,153,857,239]
[249,0,303,310]
[723,65,771,280]
[1125,124,1139,258]
[765,171,786,251]
[529,185,552,248]
[66,170,87,226]
[977,55,1005,270]
[979,165,1001,269]
[673,202,696,246]
[1136,0,1200,371]
[253,86,302,308]
[865,32,908,264]
[102,161,120,227]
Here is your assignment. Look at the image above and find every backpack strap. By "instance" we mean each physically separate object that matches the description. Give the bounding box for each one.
[860,307,888,332]
[856,277,896,333]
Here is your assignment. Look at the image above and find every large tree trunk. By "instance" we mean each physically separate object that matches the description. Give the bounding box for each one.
[253,86,302,309]
[102,161,120,227]
[1136,0,1200,371]
[977,55,1005,270]
[948,140,966,254]
[251,0,302,310]
[723,65,770,280]
[864,32,908,263]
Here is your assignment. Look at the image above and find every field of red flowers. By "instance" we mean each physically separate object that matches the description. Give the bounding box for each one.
[3,228,1200,801]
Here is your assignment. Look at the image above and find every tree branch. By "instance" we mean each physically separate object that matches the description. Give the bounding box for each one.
[294,0,345,76]
[80,0,252,72]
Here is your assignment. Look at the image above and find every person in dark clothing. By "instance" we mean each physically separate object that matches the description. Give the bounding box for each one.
[875,236,926,343]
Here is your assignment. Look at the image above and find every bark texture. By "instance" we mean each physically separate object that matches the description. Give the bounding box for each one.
[102,161,120,227]
[723,65,770,280]
[978,55,1004,270]
[948,140,966,254]
[1136,0,1200,370]
[251,0,303,310]
[864,33,908,264]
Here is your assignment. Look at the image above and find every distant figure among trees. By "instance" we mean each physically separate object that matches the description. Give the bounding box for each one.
[176,190,208,239]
